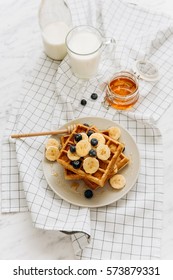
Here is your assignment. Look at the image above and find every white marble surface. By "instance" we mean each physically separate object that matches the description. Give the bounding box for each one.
[0,0,173,260]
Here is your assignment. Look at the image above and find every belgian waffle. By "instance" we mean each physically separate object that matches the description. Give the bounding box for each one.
[84,154,129,190]
[60,126,98,181]
[57,124,124,187]
[60,131,129,184]
[83,164,118,190]
[116,152,129,170]
[60,134,81,180]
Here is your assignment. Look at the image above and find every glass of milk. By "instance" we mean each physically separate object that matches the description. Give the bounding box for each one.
[39,0,72,60]
[65,25,116,79]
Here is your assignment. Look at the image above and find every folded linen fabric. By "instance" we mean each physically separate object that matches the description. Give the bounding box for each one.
[1,0,173,259]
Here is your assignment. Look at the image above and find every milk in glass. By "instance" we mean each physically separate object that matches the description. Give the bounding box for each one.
[67,30,102,79]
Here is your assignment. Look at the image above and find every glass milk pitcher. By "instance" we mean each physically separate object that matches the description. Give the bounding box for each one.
[39,0,72,60]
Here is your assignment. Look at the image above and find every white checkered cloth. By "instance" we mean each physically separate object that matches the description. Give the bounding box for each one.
[1,0,173,259]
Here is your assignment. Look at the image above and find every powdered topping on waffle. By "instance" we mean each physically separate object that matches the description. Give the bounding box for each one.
[56,124,124,187]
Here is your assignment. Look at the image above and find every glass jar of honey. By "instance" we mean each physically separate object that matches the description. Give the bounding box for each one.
[104,60,159,110]
[105,71,139,110]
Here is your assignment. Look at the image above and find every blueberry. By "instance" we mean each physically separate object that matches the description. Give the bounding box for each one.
[74,133,82,142]
[91,93,98,100]
[89,149,97,157]
[83,123,89,127]
[87,130,94,137]
[81,99,87,106]
[91,138,98,146]
[84,189,93,199]
[71,160,82,169]
[70,145,76,153]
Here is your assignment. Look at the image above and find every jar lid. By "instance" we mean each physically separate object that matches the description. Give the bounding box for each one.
[132,60,159,82]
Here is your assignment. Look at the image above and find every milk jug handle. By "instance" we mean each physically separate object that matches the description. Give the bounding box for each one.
[102,37,116,57]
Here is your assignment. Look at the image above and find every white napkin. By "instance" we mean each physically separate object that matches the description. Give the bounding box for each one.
[1,0,173,259]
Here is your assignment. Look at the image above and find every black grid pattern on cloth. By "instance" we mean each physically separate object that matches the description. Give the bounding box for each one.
[71,116,163,260]
[1,0,173,259]
[65,0,173,122]
[1,53,91,235]
[53,0,170,259]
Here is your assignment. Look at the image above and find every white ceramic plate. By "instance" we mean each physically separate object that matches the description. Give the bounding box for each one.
[42,117,140,208]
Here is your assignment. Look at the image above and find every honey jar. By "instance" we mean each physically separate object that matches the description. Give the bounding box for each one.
[104,60,159,110]
[105,71,139,110]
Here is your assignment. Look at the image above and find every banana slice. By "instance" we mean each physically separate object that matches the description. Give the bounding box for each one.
[96,144,111,160]
[76,140,91,157]
[80,132,88,141]
[109,174,126,189]
[89,133,105,145]
[108,127,121,140]
[46,138,60,149]
[45,146,59,161]
[74,132,88,143]
[83,157,99,174]
[67,150,80,161]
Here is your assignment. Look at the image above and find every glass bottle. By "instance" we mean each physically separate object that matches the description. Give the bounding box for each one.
[39,0,72,60]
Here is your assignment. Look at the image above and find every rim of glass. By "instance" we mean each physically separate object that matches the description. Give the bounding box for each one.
[65,25,103,56]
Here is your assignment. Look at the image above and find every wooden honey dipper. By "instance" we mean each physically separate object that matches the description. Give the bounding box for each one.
[11,124,77,139]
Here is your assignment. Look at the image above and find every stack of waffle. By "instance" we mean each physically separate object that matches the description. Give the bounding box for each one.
[56,124,129,190]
